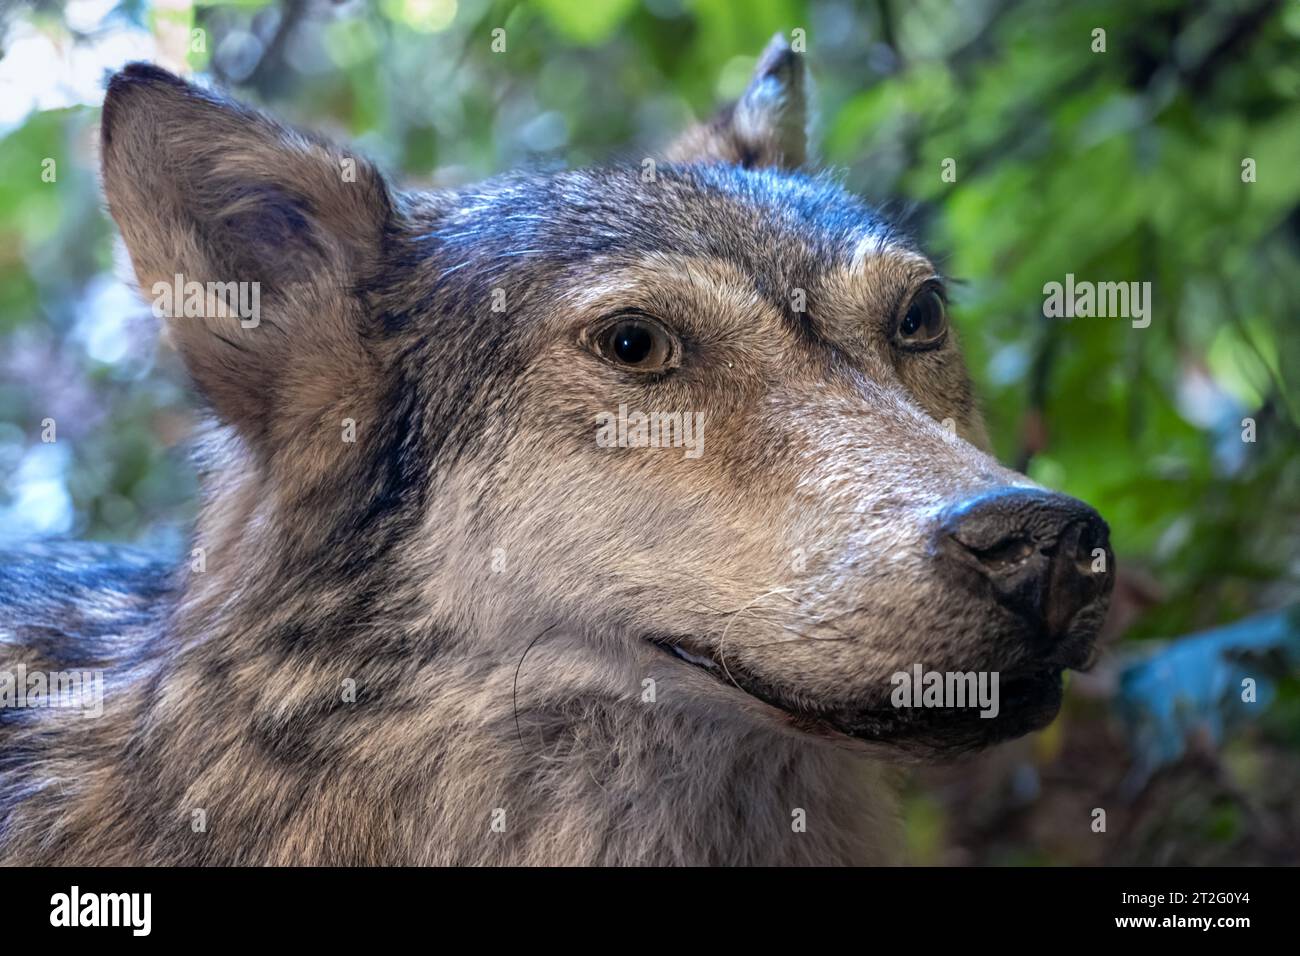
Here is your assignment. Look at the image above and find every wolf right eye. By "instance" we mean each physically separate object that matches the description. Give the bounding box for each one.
[591,315,678,372]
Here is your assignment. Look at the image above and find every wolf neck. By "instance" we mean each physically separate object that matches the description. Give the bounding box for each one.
[146,593,899,865]
[406,627,889,866]
[462,688,901,865]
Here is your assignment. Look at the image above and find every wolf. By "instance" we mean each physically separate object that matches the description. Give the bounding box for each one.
[0,36,1112,865]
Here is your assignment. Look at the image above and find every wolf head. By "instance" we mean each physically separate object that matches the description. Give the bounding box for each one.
[99,36,1112,760]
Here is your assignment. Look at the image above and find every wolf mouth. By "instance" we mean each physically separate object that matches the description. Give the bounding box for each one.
[648,635,1076,749]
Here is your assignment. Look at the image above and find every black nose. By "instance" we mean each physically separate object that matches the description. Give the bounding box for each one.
[937,488,1112,640]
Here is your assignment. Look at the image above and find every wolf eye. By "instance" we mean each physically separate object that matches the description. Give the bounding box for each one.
[896,287,948,348]
[592,315,678,372]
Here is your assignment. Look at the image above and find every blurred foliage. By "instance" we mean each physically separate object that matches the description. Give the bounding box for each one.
[0,0,1296,864]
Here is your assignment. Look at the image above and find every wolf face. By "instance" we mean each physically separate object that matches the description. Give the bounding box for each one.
[97,37,1112,773]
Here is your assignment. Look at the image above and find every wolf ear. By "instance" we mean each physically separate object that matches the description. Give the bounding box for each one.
[100,64,393,447]
[666,33,809,170]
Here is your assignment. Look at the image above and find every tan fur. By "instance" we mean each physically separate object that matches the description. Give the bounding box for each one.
[0,40,1111,866]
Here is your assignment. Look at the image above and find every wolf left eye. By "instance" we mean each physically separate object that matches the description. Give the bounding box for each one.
[591,314,678,372]
[896,287,948,348]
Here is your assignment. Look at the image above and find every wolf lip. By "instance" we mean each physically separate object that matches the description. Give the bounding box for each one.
[811,669,1068,751]
[649,635,1080,749]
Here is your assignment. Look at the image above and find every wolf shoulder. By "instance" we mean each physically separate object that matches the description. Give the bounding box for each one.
[0,540,175,671]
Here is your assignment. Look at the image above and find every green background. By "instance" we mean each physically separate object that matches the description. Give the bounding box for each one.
[1,0,1297,864]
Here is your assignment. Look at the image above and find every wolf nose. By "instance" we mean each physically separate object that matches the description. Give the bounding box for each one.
[938,488,1112,640]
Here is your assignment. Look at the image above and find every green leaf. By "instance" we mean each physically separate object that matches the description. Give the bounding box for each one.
[533,0,637,45]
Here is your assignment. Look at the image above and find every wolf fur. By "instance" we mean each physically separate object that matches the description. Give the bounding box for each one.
[0,36,1110,865]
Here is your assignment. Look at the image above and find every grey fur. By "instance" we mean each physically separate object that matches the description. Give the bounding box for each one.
[0,43,1110,865]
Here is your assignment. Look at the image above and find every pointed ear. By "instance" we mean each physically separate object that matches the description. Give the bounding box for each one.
[666,33,809,170]
[100,64,394,448]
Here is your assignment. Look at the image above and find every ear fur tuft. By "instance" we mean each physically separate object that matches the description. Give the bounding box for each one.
[665,33,810,170]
